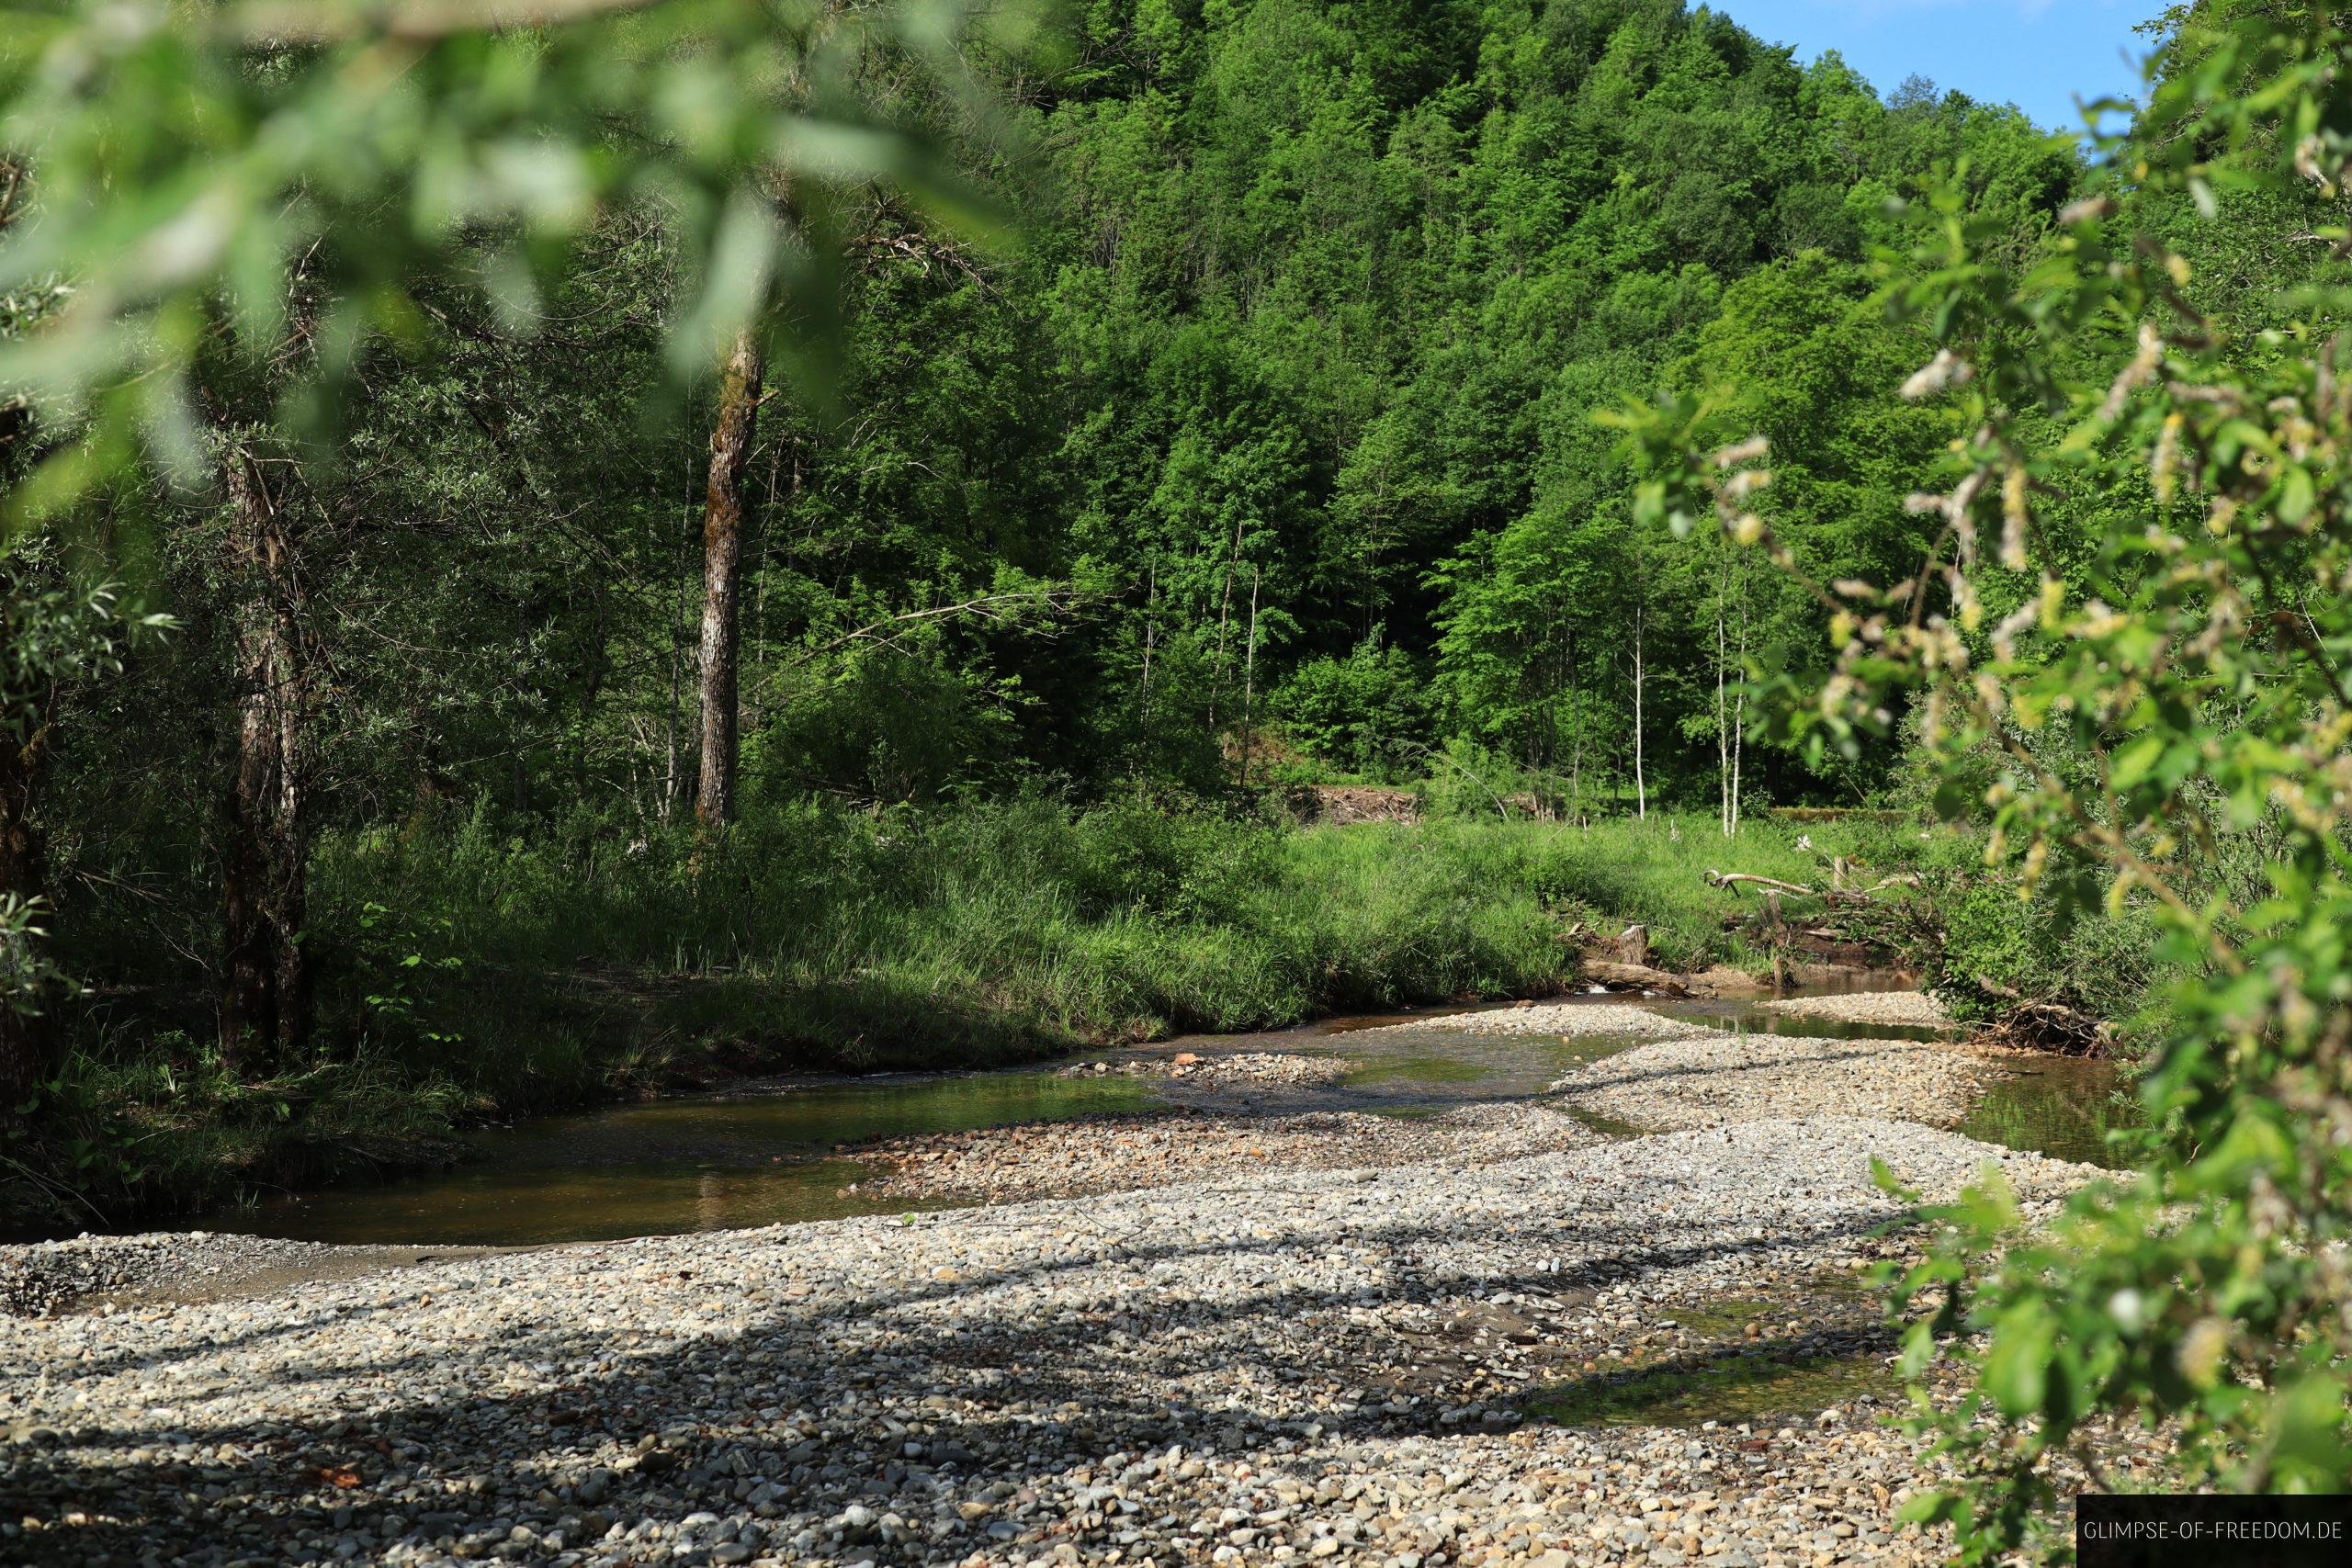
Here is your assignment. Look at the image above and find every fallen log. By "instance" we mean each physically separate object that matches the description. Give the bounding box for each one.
[1582,961,1690,996]
[1684,965,1768,998]
[1708,868,1920,905]
[1704,870,1815,897]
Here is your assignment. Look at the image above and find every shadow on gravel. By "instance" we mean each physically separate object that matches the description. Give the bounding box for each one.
[11,1186,1899,1565]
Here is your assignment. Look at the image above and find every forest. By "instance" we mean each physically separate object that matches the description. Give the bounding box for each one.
[0,0,2134,1215]
[0,0,2323,1202]
[6,0,2352,1545]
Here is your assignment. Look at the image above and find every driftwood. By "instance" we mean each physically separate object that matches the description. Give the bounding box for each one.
[1705,868,1920,908]
[1968,974,2110,1055]
[1583,961,1689,996]
[1994,1000,2110,1057]
[1705,870,1815,897]
[1705,863,1925,969]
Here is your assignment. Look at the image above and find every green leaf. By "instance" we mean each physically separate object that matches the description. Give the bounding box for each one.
[1981,1307,2054,1419]
[2278,465,2316,524]
[2269,1373,2351,1485]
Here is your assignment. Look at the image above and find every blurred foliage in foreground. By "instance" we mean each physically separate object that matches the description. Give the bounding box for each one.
[1623,0,2352,1542]
[0,0,1028,519]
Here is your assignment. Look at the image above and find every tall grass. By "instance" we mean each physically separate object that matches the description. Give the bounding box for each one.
[20,798,1871,1228]
[309,798,1883,1080]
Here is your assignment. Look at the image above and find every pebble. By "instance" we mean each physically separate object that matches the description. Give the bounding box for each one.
[1756,992,1951,1028]
[1548,1035,1992,1132]
[2,1118,2106,1567]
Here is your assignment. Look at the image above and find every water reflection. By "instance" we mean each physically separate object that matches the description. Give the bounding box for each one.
[1959,1056,2138,1168]
[213,1072,1148,1246]
[196,989,2137,1248]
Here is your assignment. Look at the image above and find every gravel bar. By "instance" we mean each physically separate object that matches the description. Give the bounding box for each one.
[4,1119,2096,1568]
[855,1105,1600,1205]
[1061,1055,1362,1089]
[0,1233,532,1318]
[1351,1004,1718,1041]
[1753,993,1951,1029]
[1547,1036,1993,1134]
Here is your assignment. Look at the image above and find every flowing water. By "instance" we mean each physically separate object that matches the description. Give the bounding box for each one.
[198,994,2132,1247]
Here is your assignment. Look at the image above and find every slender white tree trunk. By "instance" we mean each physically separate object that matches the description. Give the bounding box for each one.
[1731,579,1749,836]
[1240,565,1261,788]
[1632,601,1647,820]
[1209,516,1242,731]
[1721,561,1740,841]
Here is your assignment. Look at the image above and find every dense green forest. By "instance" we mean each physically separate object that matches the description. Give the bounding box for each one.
[0,0,2332,1224]
[31,1,2086,835]
[0,7,2030,1106]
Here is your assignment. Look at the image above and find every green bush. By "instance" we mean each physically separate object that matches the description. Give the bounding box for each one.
[1268,638,1428,778]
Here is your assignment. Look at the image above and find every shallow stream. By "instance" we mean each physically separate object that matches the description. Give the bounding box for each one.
[204,994,2133,1247]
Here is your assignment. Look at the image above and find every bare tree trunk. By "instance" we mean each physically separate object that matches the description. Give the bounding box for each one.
[511,601,531,817]
[1566,630,1584,827]
[695,328,763,828]
[1240,564,1261,788]
[220,445,312,1074]
[1731,577,1749,837]
[1716,559,1731,839]
[1632,600,1647,820]
[1209,517,1241,733]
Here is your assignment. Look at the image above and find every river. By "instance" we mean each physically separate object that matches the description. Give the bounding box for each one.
[193,994,2132,1248]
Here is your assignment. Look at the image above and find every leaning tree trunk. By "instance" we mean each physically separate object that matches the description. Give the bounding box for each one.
[695,328,763,828]
[220,446,312,1075]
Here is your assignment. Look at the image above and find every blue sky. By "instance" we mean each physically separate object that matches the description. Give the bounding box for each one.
[1709,0,2153,133]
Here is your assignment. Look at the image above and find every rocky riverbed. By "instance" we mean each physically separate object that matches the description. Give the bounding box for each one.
[854,1105,1599,1205]
[1547,1035,1991,1134]
[1058,1054,1361,1090]
[5,996,2147,1568]
[5,1118,2103,1568]
[0,1232,530,1317]
[1351,1004,1717,1042]
[1753,993,1951,1030]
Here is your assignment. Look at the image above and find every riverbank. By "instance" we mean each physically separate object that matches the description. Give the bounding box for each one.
[5,1118,2124,1568]
[21,808,1894,1235]
[5,1000,2171,1563]
[832,1001,2067,1217]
